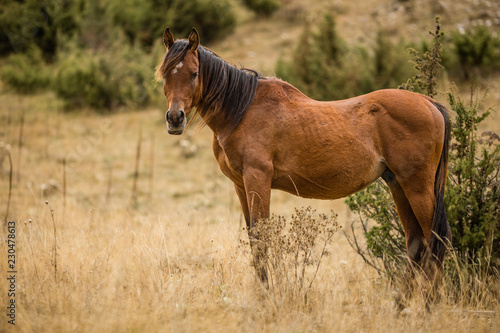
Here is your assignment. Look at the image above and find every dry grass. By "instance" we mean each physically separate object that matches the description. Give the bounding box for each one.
[0,91,498,332]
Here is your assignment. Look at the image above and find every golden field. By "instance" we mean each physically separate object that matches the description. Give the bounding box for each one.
[1,0,500,331]
[0,91,498,332]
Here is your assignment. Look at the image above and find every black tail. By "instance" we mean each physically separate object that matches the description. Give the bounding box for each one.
[429,102,452,263]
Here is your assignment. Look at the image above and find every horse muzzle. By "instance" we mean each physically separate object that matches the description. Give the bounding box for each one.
[166,109,186,135]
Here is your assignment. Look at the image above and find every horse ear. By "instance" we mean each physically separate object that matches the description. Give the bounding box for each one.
[163,27,175,50]
[187,27,199,52]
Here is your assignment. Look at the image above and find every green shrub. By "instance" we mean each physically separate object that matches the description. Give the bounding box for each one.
[365,29,417,93]
[110,0,156,47]
[110,0,236,48]
[54,51,111,109]
[0,0,80,59]
[242,0,281,17]
[276,16,350,101]
[344,182,406,281]
[164,0,235,44]
[446,86,500,267]
[451,25,500,79]
[399,17,444,98]
[0,47,51,94]
[54,40,156,110]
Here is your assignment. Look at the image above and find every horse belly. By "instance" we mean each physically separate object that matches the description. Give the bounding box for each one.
[271,160,385,200]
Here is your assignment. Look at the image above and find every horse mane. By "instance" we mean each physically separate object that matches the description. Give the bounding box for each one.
[156,40,260,134]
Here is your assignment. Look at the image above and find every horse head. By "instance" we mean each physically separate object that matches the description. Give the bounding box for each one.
[160,28,202,135]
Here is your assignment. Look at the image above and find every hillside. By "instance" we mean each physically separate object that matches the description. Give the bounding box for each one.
[212,0,500,71]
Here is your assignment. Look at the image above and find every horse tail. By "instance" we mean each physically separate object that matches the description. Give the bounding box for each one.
[429,101,452,263]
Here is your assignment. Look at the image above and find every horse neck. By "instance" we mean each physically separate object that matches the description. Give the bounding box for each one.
[195,50,259,140]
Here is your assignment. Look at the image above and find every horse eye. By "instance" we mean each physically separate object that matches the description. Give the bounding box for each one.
[191,72,198,80]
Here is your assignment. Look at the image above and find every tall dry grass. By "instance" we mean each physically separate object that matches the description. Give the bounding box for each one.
[0,93,498,332]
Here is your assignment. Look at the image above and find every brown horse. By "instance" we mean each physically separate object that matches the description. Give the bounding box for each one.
[156,28,451,304]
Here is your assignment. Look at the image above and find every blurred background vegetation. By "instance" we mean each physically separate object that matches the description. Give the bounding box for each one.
[0,0,238,109]
[1,0,499,110]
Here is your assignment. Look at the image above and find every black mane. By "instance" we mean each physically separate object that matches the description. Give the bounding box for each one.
[156,40,260,135]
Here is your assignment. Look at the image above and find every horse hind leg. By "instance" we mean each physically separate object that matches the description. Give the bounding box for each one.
[394,168,449,307]
[382,169,427,308]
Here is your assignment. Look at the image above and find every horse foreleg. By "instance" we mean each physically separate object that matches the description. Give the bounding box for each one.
[234,178,271,285]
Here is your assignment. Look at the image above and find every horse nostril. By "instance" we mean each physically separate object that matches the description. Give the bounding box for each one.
[166,110,185,125]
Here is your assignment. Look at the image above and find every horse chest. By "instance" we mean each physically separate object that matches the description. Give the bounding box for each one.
[212,140,244,187]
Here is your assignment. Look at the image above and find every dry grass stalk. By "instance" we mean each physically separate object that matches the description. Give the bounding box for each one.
[46,201,58,283]
[62,157,67,220]
[148,133,155,199]
[105,162,113,205]
[246,207,340,305]
[16,110,24,184]
[130,127,143,207]
[2,144,13,224]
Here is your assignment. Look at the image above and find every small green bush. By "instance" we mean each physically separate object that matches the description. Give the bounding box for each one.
[110,0,156,47]
[54,40,156,110]
[0,47,51,94]
[164,0,236,44]
[399,17,444,98]
[0,0,80,59]
[111,0,236,48]
[446,86,500,267]
[344,182,406,280]
[451,25,500,79]
[54,51,112,109]
[242,0,281,17]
